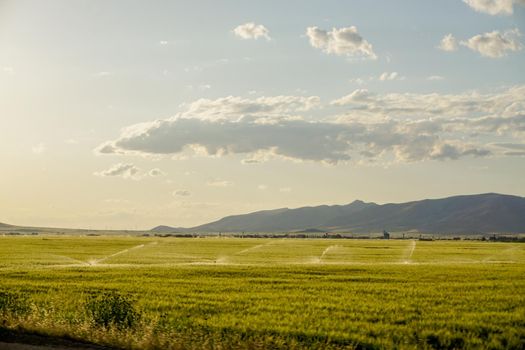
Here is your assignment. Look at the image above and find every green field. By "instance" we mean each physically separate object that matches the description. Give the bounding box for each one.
[0,236,524,349]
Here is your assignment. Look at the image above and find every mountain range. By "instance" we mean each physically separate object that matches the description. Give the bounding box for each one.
[153,193,525,234]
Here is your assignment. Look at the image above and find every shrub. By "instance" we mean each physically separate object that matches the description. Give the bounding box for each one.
[85,291,141,329]
[0,291,31,318]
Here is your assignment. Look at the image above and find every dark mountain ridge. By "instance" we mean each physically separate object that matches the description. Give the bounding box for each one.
[192,200,377,232]
[155,193,525,234]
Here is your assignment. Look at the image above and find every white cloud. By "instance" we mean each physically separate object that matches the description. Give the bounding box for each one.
[173,189,191,197]
[306,26,377,60]
[186,84,212,91]
[427,75,445,81]
[463,0,525,15]
[461,28,522,58]
[350,73,406,83]
[94,163,139,179]
[378,72,405,81]
[438,34,458,52]
[148,168,166,177]
[233,22,271,40]
[349,78,365,85]
[182,95,320,121]
[279,187,292,193]
[257,184,268,190]
[159,40,169,45]
[207,179,234,187]
[331,85,525,119]
[32,143,46,154]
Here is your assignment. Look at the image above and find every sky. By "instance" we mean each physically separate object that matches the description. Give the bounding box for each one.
[1,0,524,230]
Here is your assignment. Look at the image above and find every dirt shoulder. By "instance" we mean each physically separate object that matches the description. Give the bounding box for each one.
[0,328,116,350]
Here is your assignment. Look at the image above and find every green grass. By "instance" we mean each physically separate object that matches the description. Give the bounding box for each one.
[0,236,524,349]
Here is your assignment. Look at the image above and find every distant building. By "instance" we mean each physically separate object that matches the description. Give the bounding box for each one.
[383,230,390,239]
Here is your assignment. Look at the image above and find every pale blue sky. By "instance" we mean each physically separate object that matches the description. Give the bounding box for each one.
[1,0,524,229]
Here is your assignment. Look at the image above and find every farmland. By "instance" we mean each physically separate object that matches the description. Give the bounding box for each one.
[0,236,524,349]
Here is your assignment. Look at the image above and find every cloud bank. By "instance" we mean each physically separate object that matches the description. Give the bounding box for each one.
[96,86,524,165]
[182,95,320,121]
[331,85,525,119]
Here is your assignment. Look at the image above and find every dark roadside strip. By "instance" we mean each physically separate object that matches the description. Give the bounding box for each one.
[0,327,118,350]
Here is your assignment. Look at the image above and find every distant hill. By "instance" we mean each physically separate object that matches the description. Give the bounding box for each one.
[155,193,525,234]
[325,193,525,234]
[0,222,14,229]
[191,200,377,232]
[150,225,187,233]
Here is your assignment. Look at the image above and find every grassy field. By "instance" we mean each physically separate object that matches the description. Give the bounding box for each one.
[0,236,524,349]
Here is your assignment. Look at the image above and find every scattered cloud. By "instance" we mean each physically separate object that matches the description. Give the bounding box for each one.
[186,84,212,91]
[148,168,166,177]
[32,143,46,154]
[438,34,458,52]
[257,184,268,190]
[427,75,445,81]
[159,40,169,45]
[173,189,191,197]
[350,73,405,84]
[94,163,139,179]
[233,22,271,40]
[207,179,234,187]
[379,72,405,81]
[279,187,292,193]
[241,150,275,164]
[463,0,525,15]
[306,26,377,60]
[461,28,522,58]
[349,78,365,85]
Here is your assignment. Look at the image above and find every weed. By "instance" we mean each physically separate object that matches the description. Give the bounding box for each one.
[85,291,141,329]
[0,291,31,318]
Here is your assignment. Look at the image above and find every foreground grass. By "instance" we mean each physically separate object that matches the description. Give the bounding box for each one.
[0,236,524,349]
